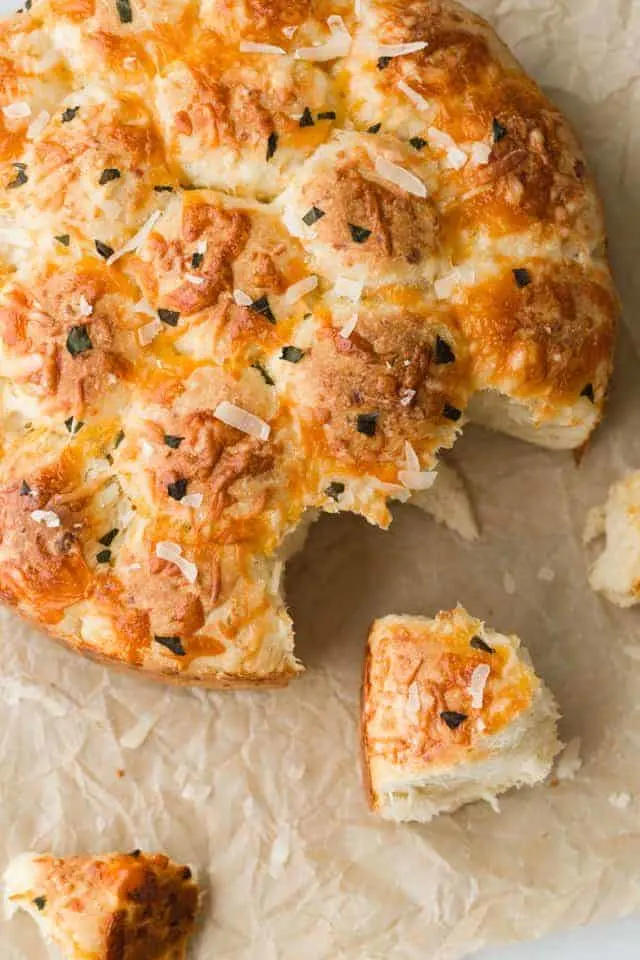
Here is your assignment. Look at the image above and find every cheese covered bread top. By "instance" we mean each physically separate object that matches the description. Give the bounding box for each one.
[0,0,617,684]
[362,608,539,785]
[5,850,199,960]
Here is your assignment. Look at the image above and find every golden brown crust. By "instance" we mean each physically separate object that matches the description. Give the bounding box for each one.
[0,0,618,685]
[6,851,200,960]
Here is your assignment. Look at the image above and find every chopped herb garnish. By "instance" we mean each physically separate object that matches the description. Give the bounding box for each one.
[114,429,125,448]
[266,131,278,162]
[66,325,93,356]
[318,110,336,120]
[99,167,121,185]
[440,710,468,730]
[64,416,84,434]
[61,106,79,123]
[19,480,30,496]
[154,635,186,656]
[129,849,141,858]
[191,251,203,268]
[348,223,371,244]
[302,205,325,227]
[299,107,314,128]
[33,896,46,911]
[94,239,114,260]
[574,159,586,180]
[8,163,28,189]
[182,866,192,880]
[492,118,508,142]
[99,528,119,547]
[409,136,427,150]
[252,361,275,386]
[326,481,345,501]
[167,478,188,501]
[54,234,70,246]
[164,434,184,449]
[181,183,197,191]
[470,636,494,654]
[281,345,305,363]
[157,308,180,327]
[96,549,112,563]
[25,0,32,8]
[434,335,455,365]
[367,122,382,134]
[513,267,531,288]
[442,403,462,422]
[116,0,132,23]
[249,295,276,324]
[356,412,378,436]
[377,56,391,70]
[153,184,174,192]
[581,383,595,402]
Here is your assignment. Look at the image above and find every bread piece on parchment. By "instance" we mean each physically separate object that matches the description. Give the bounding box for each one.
[361,607,561,822]
[585,471,640,607]
[4,850,199,960]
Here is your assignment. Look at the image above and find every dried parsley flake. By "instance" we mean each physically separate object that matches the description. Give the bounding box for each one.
[66,325,93,356]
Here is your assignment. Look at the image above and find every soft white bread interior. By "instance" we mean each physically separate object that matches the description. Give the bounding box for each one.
[585,471,640,607]
[361,607,561,822]
[4,850,199,960]
[467,390,599,451]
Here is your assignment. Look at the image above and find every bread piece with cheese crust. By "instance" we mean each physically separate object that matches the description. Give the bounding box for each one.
[0,0,618,686]
[585,471,640,607]
[362,607,561,821]
[4,850,199,960]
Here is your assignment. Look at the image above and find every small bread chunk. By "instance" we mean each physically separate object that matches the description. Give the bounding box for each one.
[4,850,199,960]
[585,471,640,607]
[362,608,561,822]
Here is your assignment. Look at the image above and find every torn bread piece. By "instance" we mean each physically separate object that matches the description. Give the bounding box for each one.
[362,607,561,822]
[4,850,199,960]
[409,460,479,542]
[585,470,640,607]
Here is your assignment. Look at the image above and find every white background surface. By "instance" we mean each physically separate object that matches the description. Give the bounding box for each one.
[0,0,639,956]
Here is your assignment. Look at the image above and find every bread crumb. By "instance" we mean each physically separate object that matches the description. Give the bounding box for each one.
[555,737,582,781]
[609,791,631,809]
[537,566,555,582]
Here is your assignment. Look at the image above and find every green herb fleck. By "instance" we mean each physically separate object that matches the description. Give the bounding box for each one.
[318,110,336,120]
[153,184,174,193]
[96,549,112,564]
[348,223,371,244]
[116,0,132,23]
[581,383,595,402]
[99,167,121,185]
[8,163,27,189]
[299,107,314,128]
[470,636,494,654]
[61,106,79,123]
[191,251,203,268]
[434,335,455,365]
[94,239,114,260]
[114,429,125,448]
[249,295,276,324]
[252,361,275,386]
[157,308,180,327]
[492,118,508,142]
[440,710,467,729]
[356,412,378,436]
[66,325,93,356]
[64,416,84,434]
[513,267,531,288]
[326,481,345,501]
[154,635,186,656]
[54,234,70,246]
[164,434,184,449]
[302,206,325,227]
[377,56,391,70]
[409,136,427,151]
[99,528,119,547]
[442,403,462,422]
[266,131,278,162]
[367,122,382,134]
[19,480,31,496]
[167,478,188,501]
[33,896,46,911]
[281,345,304,363]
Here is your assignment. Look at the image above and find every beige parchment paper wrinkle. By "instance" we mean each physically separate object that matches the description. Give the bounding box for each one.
[3,0,640,957]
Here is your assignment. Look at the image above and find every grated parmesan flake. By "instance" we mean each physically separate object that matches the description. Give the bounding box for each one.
[376,41,428,58]
[26,109,49,139]
[295,15,351,61]
[397,80,430,111]
[155,541,198,584]
[338,313,358,339]
[78,294,93,317]
[374,155,427,198]
[107,210,162,265]
[30,509,60,528]
[181,492,203,508]
[283,275,318,305]
[214,400,271,441]
[185,273,205,286]
[468,663,490,708]
[469,141,492,166]
[427,127,468,170]
[240,41,286,55]
[138,317,163,346]
[2,101,31,120]
[233,288,252,306]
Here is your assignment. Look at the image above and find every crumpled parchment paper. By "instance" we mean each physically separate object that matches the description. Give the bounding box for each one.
[3,1,640,957]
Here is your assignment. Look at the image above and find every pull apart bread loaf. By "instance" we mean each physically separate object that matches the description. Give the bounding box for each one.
[0,0,617,685]
[361,608,562,821]
[4,850,200,959]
